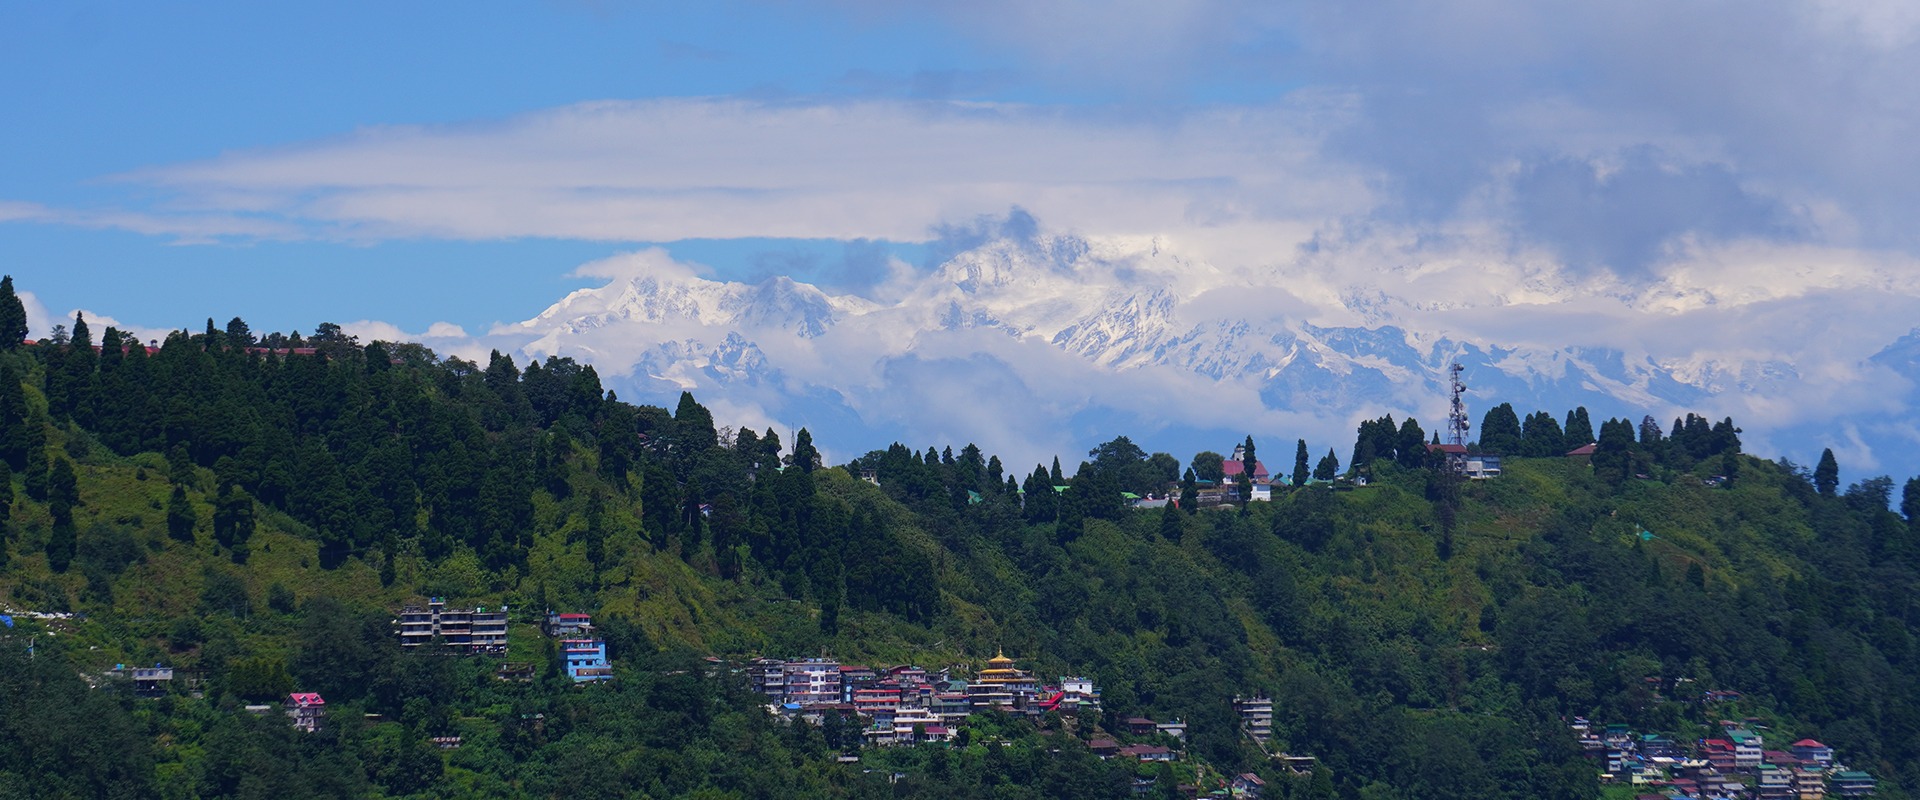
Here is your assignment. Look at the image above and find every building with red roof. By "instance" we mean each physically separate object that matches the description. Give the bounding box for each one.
[287,692,325,732]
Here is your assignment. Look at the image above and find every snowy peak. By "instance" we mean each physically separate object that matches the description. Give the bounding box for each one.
[505,231,1916,475]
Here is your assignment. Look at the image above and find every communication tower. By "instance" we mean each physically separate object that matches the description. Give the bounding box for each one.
[1446,363,1470,474]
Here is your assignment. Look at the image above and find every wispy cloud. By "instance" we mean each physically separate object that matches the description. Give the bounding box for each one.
[88,97,1362,249]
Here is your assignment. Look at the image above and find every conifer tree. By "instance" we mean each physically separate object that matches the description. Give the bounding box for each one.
[1478,403,1522,453]
[22,409,47,501]
[1396,418,1427,468]
[1902,477,1920,526]
[1314,449,1339,481]
[789,428,819,473]
[1815,448,1840,497]
[1564,407,1595,447]
[1050,457,1063,484]
[0,276,22,349]
[1180,467,1197,512]
[167,485,196,542]
[0,361,27,470]
[1292,439,1310,488]
[1240,436,1258,501]
[0,458,11,527]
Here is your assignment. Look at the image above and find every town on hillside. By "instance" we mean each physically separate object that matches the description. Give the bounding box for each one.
[1575,713,1877,799]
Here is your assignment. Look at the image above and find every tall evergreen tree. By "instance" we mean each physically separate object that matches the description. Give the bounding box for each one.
[1593,418,1638,490]
[0,275,24,349]
[1239,436,1257,501]
[1903,477,1920,526]
[1180,467,1197,513]
[1815,448,1840,497]
[1520,411,1565,456]
[1563,407,1594,447]
[0,361,27,470]
[1478,403,1522,453]
[1292,439,1310,488]
[22,408,48,501]
[789,428,820,473]
[1314,449,1339,481]
[1396,418,1427,468]
[167,485,197,542]
[0,458,11,528]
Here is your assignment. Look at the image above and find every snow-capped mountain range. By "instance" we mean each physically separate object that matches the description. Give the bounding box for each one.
[490,230,1920,480]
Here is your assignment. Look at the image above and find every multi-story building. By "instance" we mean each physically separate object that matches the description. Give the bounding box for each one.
[543,612,593,637]
[396,598,510,653]
[287,692,326,733]
[1792,739,1834,768]
[967,651,1035,710]
[1060,676,1102,711]
[563,639,613,683]
[1235,696,1274,743]
[1831,770,1876,798]
[1758,764,1795,800]
[751,658,788,700]
[783,659,843,707]
[1729,729,1764,769]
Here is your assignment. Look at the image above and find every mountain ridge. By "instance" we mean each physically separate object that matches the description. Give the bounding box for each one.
[502,235,1920,475]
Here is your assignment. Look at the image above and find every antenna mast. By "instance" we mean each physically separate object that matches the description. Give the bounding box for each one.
[1445,363,1471,476]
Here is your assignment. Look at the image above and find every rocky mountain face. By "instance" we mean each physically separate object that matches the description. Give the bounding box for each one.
[498,233,1920,478]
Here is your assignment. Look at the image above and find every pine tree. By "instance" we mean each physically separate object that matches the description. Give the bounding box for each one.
[1158,502,1183,541]
[167,485,197,542]
[1314,449,1339,481]
[46,458,77,572]
[22,409,47,501]
[1478,403,1522,453]
[0,360,27,470]
[46,515,75,573]
[1396,418,1427,468]
[1240,436,1258,502]
[0,275,25,349]
[1180,467,1197,513]
[1292,439,1310,488]
[789,428,819,473]
[58,312,96,425]
[1902,477,1920,526]
[1050,457,1063,484]
[1815,448,1840,497]
[48,456,77,510]
[1564,407,1594,447]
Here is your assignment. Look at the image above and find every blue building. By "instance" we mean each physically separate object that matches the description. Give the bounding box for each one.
[563,639,612,683]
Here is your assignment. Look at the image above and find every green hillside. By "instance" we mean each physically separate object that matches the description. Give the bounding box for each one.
[2,299,1918,799]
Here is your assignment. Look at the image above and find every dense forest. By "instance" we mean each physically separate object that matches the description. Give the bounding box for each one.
[2,276,1919,799]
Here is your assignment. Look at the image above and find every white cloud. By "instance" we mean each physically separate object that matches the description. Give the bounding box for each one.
[85,97,1365,250]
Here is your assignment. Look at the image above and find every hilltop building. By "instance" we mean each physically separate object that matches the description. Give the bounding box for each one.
[1223,445,1272,502]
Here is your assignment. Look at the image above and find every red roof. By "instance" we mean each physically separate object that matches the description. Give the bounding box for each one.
[557,613,591,620]
[1793,739,1827,748]
[1428,443,1468,454]
[288,692,325,706]
[1220,460,1269,478]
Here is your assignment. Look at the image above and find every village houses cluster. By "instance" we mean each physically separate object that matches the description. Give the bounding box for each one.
[1573,715,1876,799]
[750,651,1105,747]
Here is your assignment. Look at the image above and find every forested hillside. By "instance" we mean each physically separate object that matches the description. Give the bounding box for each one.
[2,281,1918,799]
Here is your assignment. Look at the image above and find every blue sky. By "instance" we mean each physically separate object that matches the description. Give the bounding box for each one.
[0,1,1047,333]
[7,1,1920,472]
